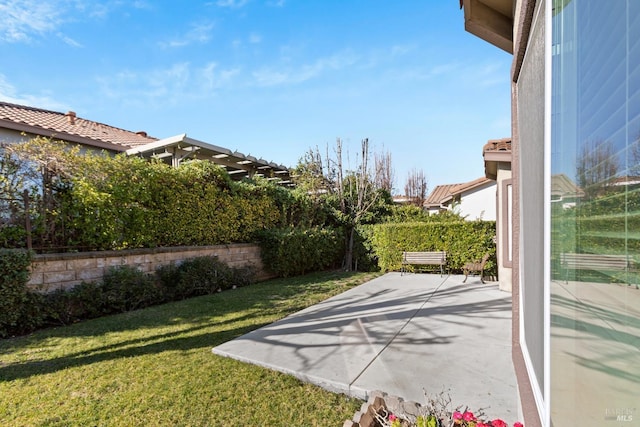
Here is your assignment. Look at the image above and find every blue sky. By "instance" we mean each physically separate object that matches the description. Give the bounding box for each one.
[0,0,511,194]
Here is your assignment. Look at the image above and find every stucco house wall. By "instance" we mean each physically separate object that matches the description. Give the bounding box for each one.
[456,181,496,221]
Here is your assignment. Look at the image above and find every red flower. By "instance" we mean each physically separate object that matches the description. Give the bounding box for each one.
[491,419,507,427]
[463,411,476,422]
[477,423,489,427]
[389,414,397,421]
[513,423,524,427]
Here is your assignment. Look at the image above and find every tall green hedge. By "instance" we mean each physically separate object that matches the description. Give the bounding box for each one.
[370,221,496,273]
[0,249,42,337]
[257,227,342,277]
[3,137,340,251]
[59,159,286,250]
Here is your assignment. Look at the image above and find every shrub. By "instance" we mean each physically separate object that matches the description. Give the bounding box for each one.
[352,225,378,271]
[15,291,45,334]
[1,256,257,338]
[101,265,163,312]
[257,227,342,277]
[175,256,231,298]
[0,249,33,337]
[231,266,257,288]
[44,281,106,325]
[155,263,182,300]
[156,256,256,300]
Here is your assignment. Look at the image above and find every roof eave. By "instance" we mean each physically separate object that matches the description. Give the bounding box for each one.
[483,150,512,180]
[462,0,514,54]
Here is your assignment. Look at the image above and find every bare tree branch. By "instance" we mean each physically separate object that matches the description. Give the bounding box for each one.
[404,168,428,207]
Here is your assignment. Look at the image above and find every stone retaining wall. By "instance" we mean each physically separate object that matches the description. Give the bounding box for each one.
[27,244,273,291]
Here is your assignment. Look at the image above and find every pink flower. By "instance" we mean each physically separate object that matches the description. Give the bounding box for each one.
[477,423,489,427]
[513,423,524,427]
[491,419,507,427]
[453,411,463,422]
[389,414,397,421]
[463,411,476,422]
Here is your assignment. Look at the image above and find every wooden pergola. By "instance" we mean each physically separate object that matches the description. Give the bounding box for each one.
[126,133,294,186]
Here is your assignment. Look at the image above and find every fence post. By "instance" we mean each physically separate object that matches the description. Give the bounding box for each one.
[23,189,32,250]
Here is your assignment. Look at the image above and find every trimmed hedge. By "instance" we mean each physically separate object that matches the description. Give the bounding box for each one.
[257,227,342,277]
[370,221,496,273]
[0,249,40,337]
[2,141,331,251]
[59,159,284,250]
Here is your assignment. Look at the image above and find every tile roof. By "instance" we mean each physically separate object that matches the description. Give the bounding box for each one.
[424,183,461,207]
[0,101,157,150]
[424,177,494,207]
[551,174,584,198]
[450,176,493,195]
[483,137,511,153]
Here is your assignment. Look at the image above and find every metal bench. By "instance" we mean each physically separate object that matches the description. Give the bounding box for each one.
[401,251,447,276]
[560,253,633,283]
[463,253,490,284]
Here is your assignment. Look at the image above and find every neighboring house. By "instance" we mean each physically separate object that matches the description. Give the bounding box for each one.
[424,177,496,221]
[461,1,639,427]
[0,101,156,151]
[424,183,459,214]
[550,174,584,209]
[0,101,292,184]
[392,195,414,205]
[483,138,512,293]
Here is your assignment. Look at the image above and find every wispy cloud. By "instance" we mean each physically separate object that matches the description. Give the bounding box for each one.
[476,62,506,87]
[201,62,241,91]
[248,32,261,44]
[132,1,153,10]
[160,22,215,48]
[98,62,240,105]
[267,0,285,6]
[57,32,83,47]
[252,50,360,87]
[0,1,150,44]
[0,73,69,110]
[215,0,249,8]
[0,0,65,43]
[390,44,415,57]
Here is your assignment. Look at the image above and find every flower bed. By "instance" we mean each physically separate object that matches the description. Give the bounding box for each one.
[343,391,523,427]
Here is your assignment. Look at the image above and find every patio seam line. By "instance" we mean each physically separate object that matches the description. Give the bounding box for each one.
[347,274,451,394]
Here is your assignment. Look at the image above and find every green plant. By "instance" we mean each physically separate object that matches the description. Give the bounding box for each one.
[155,262,182,300]
[4,140,301,251]
[175,256,233,298]
[0,249,33,337]
[370,221,496,273]
[257,226,342,277]
[159,256,257,300]
[44,281,106,325]
[101,265,162,312]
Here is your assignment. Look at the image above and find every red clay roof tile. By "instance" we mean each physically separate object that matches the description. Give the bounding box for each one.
[0,101,157,149]
[483,138,511,153]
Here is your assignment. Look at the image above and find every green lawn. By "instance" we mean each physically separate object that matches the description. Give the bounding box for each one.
[0,270,380,426]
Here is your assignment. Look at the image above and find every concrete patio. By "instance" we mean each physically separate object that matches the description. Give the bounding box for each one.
[212,272,518,422]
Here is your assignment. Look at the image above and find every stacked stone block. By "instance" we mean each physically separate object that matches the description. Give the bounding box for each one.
[27,244,273,292]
